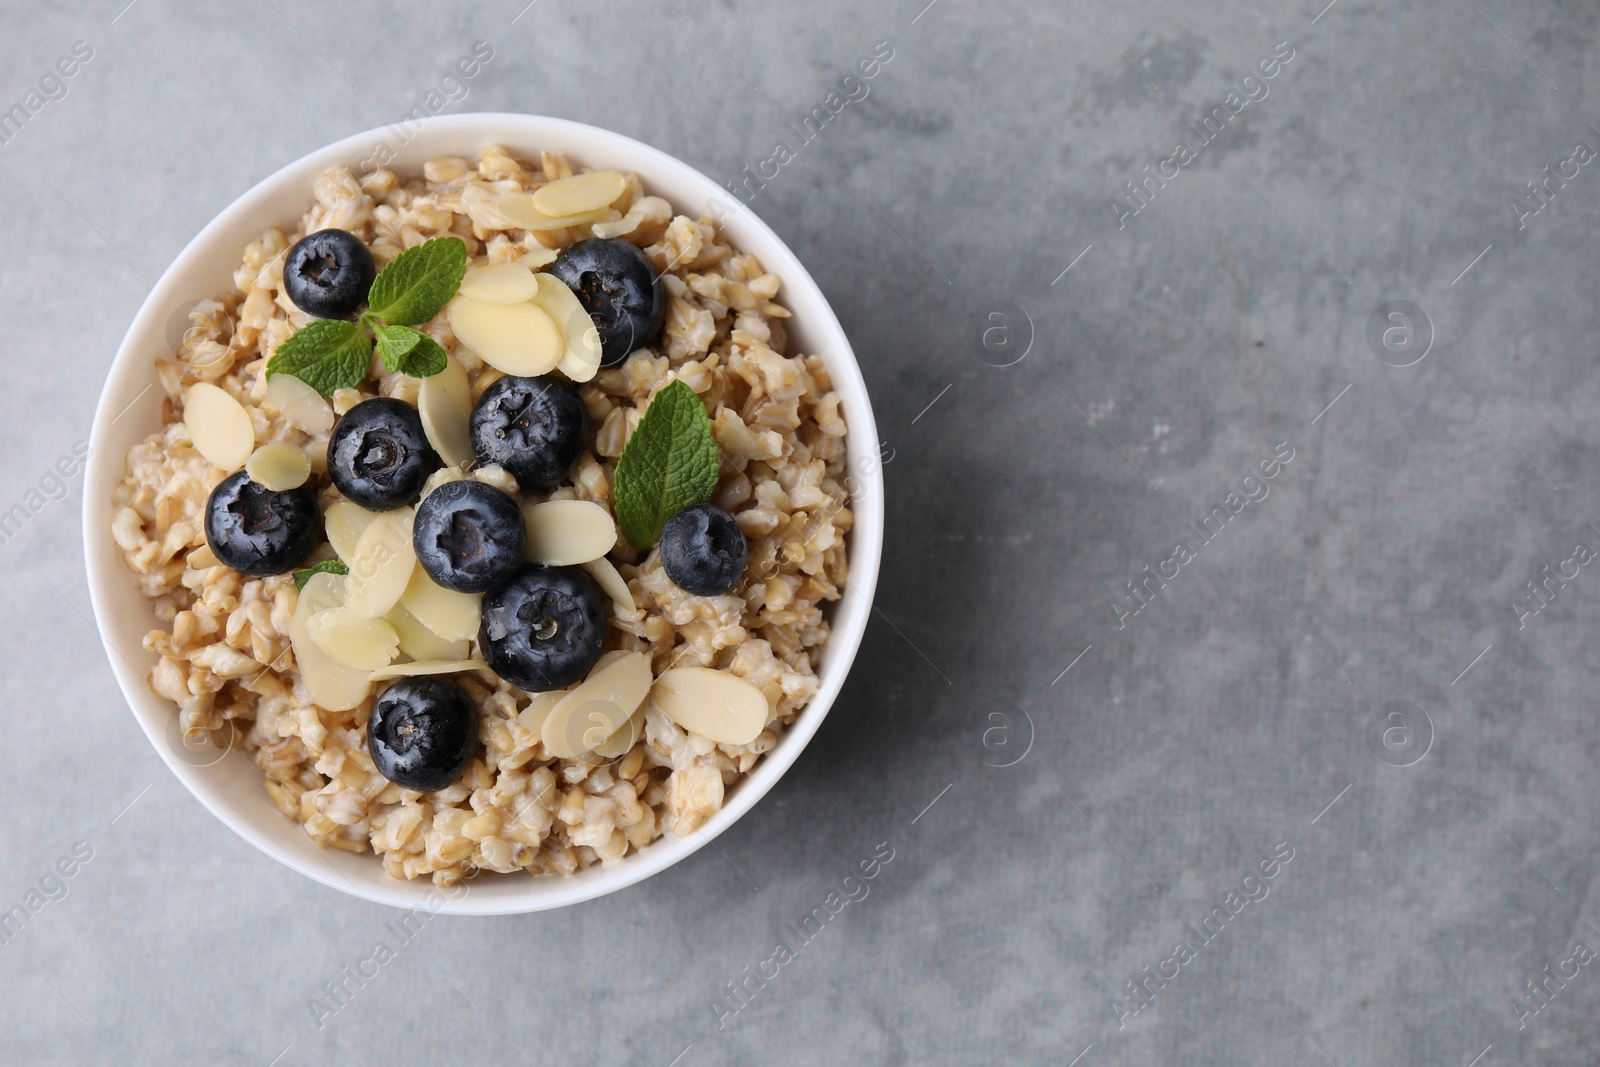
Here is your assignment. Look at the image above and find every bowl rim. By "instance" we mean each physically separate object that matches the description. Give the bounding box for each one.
[82,113,883,915]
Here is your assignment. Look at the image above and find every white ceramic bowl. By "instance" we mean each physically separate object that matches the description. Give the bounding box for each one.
[83,114,883,915]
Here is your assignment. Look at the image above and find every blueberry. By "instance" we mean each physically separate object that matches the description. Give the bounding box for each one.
[479,565,607,692]
[367,677,479,792]
[659,503,747,596]
[549,238,665,368]
[203,470,320,578]
[282,228,376,319]
[327,397,439,511]
[412,480,526,593]
[468,374,588,490]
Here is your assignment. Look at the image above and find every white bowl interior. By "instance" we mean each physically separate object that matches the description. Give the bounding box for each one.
[83,114,883,914]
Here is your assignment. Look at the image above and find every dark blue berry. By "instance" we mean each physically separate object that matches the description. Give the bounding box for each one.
[549,238,665,368]
[412,480,526,593]
[327,398,439,511]
[367,677,479,792]
[468,374,587,490]
[659,503,746,596]
[204,470,320,578]
[479,565,607,692]
[282,229,376,319]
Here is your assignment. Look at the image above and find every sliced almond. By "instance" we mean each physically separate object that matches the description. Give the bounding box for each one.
[532,170,627,217]
[345,509,416,617]
[592,707,645,758]
[417,356,475,468]
[307,608,401,671]
[542,651,652,758]
[595,649,634,671]
[447,296,564,377]
[517,690,566,734]
[523,499,616,565]
[400,566,482,642]
[267,372,334,434]
[531,273,604,383]
[421,465,467,499]
[289,573,371,711]
[369,658,486,681]
[385,600,471,662]
[244,443,311,491]
[592,196,671,240]
[490,193,613,231]
[519,247,559,270]
[590,217,634,241]
[651,667,768,746]
[488,193,553,228]
[458,262,540,304]
[184,382,254,471]
[472,463,519,496]
[583,556,635,612]
[324,500,376,562]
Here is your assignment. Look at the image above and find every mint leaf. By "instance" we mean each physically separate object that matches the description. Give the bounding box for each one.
[294,560,349,591]
[614,380,719,549]
[372,322,422,373]
[397,330,449,378]
[266,319,372,398]
[373,323,448,378]
[366,236,467,327]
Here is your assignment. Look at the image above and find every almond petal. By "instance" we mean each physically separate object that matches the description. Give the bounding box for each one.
[344,509,417,618]
[651,667,768,746]
[522,499,616,565]
[384,600,471,662]
[447,295,563,376]
[531,171,627,217]
[417,355,475,468]
[289,573,371,711]
[369,659,486,681]
[458,262,540,304]
[267,372,334,434]
[592,707,645,758]
[542,651,653,758]
[400,566,482,642]
[307,608,401,671]
[420,465,467,500]
[582,556,636,613]
[490,193,615,231]
[517,690,565,734]
[531,274,604,383]
[244,443,311,491]
[324,500,376,563]
[184,382,254,470]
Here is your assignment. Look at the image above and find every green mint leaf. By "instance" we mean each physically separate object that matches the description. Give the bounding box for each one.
[266,319,372,398]
[396,330,449,378]
[293,560,349,591]
[366,236,467,327]
[373,323,448,378]
[372,322,422,373]
[613,380,720,550]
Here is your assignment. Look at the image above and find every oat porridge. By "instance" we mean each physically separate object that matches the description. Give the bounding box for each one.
[110,145,851,885]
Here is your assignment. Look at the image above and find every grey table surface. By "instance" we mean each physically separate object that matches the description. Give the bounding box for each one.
[4,0,1598,1064]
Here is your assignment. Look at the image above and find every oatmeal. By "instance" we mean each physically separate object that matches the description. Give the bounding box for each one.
[110,146,851,884]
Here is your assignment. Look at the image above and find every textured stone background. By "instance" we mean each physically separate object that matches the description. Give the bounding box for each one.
[4,0,1600,1064]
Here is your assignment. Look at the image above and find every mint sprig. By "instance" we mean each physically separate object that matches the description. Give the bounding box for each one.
[268,320,372,397]
[614,380,720,550]
[373,323,449,378]
[366,237,468,326]
[267,235,467,397]
[293,559,349,590]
